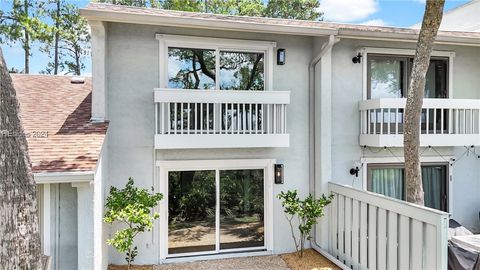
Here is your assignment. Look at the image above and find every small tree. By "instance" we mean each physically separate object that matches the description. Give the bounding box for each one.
[278,190,333,257]
[104,177,163,270]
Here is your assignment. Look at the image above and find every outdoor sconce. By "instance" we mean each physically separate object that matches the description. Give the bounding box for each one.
[352,52,362,64]
[277,49,286,65]
[350,167,360,177]
[274,164,284,184]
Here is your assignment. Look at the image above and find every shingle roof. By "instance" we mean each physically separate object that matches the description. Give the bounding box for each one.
[81,2,480,44]
[11,74,108,173]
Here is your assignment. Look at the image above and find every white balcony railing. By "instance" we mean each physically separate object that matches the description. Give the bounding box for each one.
[154,88,290,149]
[359,98,480,147]
[328,183,449,270]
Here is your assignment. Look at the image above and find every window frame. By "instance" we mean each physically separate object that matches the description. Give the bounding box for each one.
[361,156,453,213]
[156,159,275,261]
[157,34,276,91]
[361,47,455,100]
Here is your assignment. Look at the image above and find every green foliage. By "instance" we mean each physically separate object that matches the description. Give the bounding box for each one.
[96,0,162,8]
[40,1,90,75]
[277,190,333,257]
[0,0,51,73]
[104,177,163,269]
[101,0,324,20]
[168,171,215,223]
[264,0,323,20]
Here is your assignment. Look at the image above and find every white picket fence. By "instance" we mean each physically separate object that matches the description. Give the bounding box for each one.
[328,183,449,270]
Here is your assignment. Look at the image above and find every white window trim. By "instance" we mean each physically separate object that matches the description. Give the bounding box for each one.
[156,34,276,91]
[360,156,454,214]
[156,159,275,261]
[361,47,456,100]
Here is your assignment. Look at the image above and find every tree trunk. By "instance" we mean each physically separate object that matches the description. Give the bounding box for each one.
[23,0,29,74]
[75,50,81,75]
[54,0,61,75]
[0,48,43,268]
[404,0,445,205]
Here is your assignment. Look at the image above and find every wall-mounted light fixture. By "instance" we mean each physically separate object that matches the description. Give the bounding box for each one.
[352,52,362,64]
[274,164,284,184]
[350,167,360,177]
[277,49,286,65]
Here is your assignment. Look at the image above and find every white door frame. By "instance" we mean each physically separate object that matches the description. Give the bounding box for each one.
[156,159,275,261]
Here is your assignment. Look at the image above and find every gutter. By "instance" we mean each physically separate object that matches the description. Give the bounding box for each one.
[308,34,348,269]
[34,171,95,184]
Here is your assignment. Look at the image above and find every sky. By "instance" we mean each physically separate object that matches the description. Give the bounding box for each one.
[0,0,470,75]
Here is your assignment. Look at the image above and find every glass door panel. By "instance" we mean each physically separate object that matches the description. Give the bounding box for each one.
[219,169,264,250]
[168,170,216,254]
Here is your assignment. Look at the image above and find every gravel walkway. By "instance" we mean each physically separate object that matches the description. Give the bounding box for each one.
[154,255,290,270]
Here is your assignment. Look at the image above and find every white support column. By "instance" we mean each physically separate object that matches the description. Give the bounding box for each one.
[315,47,333,249]
[89,20,107,122]
[42,184,51,256]
[72,182,94,270]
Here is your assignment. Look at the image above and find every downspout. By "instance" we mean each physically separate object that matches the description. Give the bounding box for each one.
[309,34,336,198]
[308,34,348,269]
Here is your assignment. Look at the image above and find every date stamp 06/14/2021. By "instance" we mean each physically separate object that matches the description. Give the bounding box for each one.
[0,130,49,138]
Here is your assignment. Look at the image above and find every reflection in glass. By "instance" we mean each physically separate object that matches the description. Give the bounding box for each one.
[369,57,403,99]
[168,170,216,254]
[424,59,448,98]
[220,51,264,90]
[219,169,264,250]
[168,48,216,89]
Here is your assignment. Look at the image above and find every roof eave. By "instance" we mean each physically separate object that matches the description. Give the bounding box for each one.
[339,29,480,46]
[80,8,338,36]
[80,7,480,46]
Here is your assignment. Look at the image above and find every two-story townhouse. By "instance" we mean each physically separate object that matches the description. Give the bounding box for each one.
[16,3,480,269]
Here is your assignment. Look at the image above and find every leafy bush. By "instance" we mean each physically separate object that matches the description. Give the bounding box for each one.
[277,190,333,257]
[104,177,163,269]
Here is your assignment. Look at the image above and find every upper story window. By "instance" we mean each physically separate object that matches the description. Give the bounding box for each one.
[367,54,449,99]
[159,34,274,91]
[168,48,216,89]
[219,51,264,90]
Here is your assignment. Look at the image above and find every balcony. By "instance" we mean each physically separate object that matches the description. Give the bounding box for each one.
[359,98,480,147]
[154,88,290,149]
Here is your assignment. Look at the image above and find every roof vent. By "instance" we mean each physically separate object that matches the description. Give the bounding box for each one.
[70,76,85,84]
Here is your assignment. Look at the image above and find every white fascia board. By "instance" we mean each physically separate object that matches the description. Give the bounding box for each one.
[339,30,480,47]
[34,171,95,184]
[81,10,338,37]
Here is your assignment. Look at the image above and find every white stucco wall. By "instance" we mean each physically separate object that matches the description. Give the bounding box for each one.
[104,22,313,264]
[440,0,480,32]
[329,38,480,232]
[101,20,480,266]
[411,1,480,32]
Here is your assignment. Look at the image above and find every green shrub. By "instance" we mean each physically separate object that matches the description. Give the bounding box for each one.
[277,190,333,257]
[104,177,163,269]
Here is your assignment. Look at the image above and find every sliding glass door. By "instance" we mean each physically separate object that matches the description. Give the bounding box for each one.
[219,170,264,250]
[168,170,216,254]
[167,168,265,256]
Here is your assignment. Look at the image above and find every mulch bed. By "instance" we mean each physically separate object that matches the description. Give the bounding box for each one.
[280,248,341,270]
[108,265,153,270]
[108,248,341,270]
